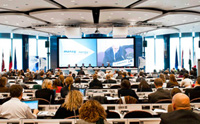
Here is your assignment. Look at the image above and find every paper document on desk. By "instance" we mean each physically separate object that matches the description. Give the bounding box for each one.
[153,109,167,113]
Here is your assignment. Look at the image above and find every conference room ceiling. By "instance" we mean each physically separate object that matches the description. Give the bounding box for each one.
[0,0,200,36]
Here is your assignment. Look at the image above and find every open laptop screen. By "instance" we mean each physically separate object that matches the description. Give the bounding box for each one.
[22,100,38,109]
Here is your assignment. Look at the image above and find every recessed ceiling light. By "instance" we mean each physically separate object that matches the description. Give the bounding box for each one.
[110,13,113,15]
[128,13,131,15]
[81,17,84,19]
[138,17,141,19]
[71,0,75,2]
[195,18,198,20]
[51,18,54,20]
[16,23,19,25]
[61,13,64,15]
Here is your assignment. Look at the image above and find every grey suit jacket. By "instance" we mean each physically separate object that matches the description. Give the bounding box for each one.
[148,88,171,103]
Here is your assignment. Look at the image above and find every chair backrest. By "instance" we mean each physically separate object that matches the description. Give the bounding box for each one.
[110,85,121,89]
[155,99,172,103]
[106,110,120,118]
[124,110,153,118]
[65,115,79,119]
[34,98,50,104]
[191,97,200,102]
[91,96,108,104]
[55,98,65,104]
[33,84,42,90]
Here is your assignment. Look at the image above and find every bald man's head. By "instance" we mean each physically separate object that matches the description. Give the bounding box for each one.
[172,93,191,111]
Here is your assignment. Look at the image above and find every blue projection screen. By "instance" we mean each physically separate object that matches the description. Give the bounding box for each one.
[58,38,134,67]
[59,39,97,67]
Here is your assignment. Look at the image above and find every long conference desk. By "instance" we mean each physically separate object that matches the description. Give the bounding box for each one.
[56,67,138,75]
[0,118,161,124]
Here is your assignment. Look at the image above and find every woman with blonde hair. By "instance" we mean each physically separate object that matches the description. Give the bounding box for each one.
[167,74,179,88]
[60,76,78,98]
[35,79,55,104]
[54,90,83,119]
[78,100,109,124]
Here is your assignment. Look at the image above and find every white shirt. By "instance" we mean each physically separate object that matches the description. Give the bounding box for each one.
[181,78,193,88]
[0,98,37,119]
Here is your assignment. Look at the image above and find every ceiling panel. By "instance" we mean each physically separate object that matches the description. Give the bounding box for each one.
[99,9,162,24]
[182,6,200,12]
[148,12,200,26]
[145,28,179,36]
[133,0,200,10]
[0,0,60,11]
[0,8,10,12]
[128,26,156,35]
[30,9,93,24]
[0,13,46,27]
[81,27,112,34]
[36,27,66,35]
[54,0,137,8]
[13,28,49,36]
[0,24,17,33]
[175,22,200,33]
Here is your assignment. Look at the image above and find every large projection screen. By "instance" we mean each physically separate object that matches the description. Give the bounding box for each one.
[97,38,134,67]
[58,38,134,67]
[59,38,97,67]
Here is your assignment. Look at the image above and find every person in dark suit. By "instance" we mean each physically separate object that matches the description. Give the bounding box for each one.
[60,77,78,98]
[185,76,200,100]
[148,78,171,103]
[136,71,145,82]
[118,80,138,100]
[53,90,83,119]
[35,79,55,104]
[160,93,200,124]
[89,74,103,89]
[103,74,116,84]
[77,67,85,76]
[103,44,126,66]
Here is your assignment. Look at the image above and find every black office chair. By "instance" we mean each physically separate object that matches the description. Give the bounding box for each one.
[55,98,65,104]
[124,110,153,118]
[106,110,120,118]
[110,85,121,89]
[90,96,108,104]
[131,85,138,88]
[191,97,200,103]
[155,99,172,103]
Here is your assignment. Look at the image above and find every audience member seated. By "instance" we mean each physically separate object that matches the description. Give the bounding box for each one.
[185,76,200,100]
[121,72,129,81]
[89,74,103,89]
[53,90,83,119]
[160,93,200,124]
[103,74,116,83]
[0,85,39,119]
[78,100,109,124]
[137,79,152,92]
[180,73,193,88]
[116,71,123,79]
[74,77,81,84]
[0,77,9,92]
[61,77,78,98]
[52,79,62,93]
[37,71,45,80]
[167,74,179,88]
[160,73,166,83]
[118,80,138,100]
[168,88,182,112]
[127,72,133,77]
[136,71,145,82]
[35,79,55,104]
[59,73,65,87]
[118,96,137,104]
[77,67,85,75]
[148,78,171,103]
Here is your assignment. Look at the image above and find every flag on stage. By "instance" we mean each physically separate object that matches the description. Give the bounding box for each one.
[14,48,17,70]
[189,49,192,71]
[193,50,196,67]
[1,51,4,71]
[181,50,184,68]
[175,48,178,70]
[9,51,12,70]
